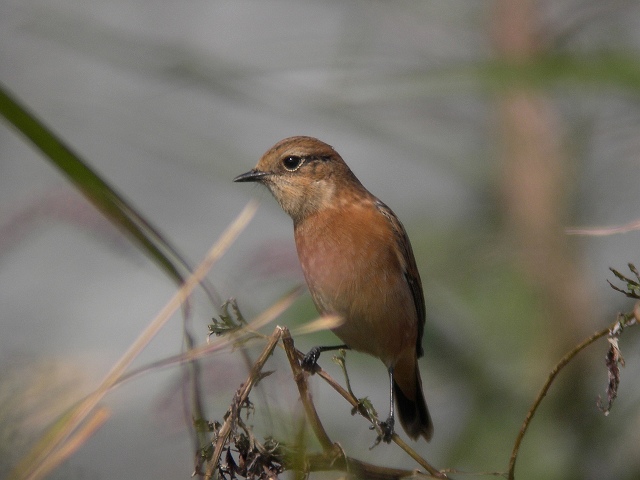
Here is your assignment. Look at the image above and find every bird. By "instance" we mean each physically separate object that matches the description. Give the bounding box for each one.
[234,136,433,443]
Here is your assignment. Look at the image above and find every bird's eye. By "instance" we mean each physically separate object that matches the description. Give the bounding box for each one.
[282,156,303,171]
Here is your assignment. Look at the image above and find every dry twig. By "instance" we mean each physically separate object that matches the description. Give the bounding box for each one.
[507,302,639,480]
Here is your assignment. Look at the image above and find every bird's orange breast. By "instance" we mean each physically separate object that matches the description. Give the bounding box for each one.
[294,200,417,366]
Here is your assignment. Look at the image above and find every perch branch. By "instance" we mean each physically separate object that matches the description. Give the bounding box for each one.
[282,327,335,452]
[507,306,639,480]
[281,327,448,479]
[204,326,283,480]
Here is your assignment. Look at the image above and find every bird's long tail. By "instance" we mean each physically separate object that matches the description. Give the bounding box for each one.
[393,358,433,441]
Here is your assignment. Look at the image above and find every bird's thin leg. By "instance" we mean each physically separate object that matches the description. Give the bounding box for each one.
[302,344,350,370]
[379,367,395,443]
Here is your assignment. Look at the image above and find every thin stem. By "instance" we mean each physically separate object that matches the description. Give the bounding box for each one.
[10,201,257,480]
[507,311,638,480]
[204,326,283,480]
[282,328,448,479]
[282,328,337,452]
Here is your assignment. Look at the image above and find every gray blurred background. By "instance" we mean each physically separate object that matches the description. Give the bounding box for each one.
[2,0,640,479]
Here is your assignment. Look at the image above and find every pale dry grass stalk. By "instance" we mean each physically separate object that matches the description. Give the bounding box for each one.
[10,200,258,480]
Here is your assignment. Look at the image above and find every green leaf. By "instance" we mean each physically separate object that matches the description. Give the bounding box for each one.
[0,82,201,290]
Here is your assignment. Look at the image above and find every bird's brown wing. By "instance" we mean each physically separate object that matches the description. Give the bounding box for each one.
[374,200,426,358]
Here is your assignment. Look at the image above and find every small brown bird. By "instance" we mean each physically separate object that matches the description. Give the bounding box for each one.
[234,136,433,442]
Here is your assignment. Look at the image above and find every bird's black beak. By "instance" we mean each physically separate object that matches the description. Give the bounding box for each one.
[233,169,269,183]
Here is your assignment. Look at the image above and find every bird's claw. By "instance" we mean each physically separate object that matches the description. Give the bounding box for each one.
[369,416,395,448]
[379,416,395,443]
[301,347,321,372]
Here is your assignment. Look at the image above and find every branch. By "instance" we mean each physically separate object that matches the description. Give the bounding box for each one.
[202,297,640,479]
[280,327,448,479]
[507,305,639,480]
[204,326,283,480]
[565,219,640,236]
[282,328,334,452]
[305,450,434,479]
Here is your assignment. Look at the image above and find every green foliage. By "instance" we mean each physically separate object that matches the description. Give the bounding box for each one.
[209,298,248,337]
[0,83,196,290]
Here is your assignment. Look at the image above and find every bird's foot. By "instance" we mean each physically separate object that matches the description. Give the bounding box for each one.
[301,347,322,372]
[369,416,395,448]
[379,416,395,443]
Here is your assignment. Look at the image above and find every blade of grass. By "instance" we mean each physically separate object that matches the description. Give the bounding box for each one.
[34,407,111,480]
[113,285,305,386]
[0,82,210,295]
[9,200,258,480]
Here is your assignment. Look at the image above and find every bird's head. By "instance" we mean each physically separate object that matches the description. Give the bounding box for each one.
[234,136,363,222]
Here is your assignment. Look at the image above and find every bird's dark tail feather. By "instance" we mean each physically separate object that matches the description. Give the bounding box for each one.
[394,373,433,441]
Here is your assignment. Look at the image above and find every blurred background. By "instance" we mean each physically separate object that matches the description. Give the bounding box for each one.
[2,0,640,479]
